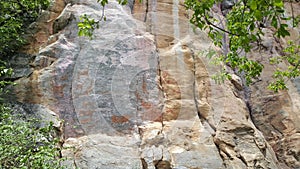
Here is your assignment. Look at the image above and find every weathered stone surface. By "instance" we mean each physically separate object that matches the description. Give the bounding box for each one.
[7,53,34,79]
[22,0,67,54]
[62,134,142,169]
[9,0,300,168]
[249,53,300,168]
[10,102,61,128]
[53,4,73,33]
[14,32,84,138]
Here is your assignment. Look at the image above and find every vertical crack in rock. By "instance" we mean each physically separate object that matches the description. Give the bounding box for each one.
[152,0,164,132]
[141,158,148,169]
[157,52,165,131]
[134,0,166,166]
[191,51,216,131]
[73,158,78,169]
[192,52,202,120]
[232,72,279,168]
[144,0,149,22]
[214,142,229,165]
[239,155,249,167]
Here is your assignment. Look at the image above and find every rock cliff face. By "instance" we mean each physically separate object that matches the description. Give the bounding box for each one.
[11,0,299,168]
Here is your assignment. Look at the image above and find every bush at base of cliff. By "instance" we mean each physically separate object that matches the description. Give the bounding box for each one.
[0,105,64,169]
[0,58,63,168]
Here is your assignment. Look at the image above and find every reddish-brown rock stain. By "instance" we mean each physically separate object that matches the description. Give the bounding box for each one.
[135,78,163,122]
[142,77,149,95]
[111,115,129,123]
[160,71,181,120]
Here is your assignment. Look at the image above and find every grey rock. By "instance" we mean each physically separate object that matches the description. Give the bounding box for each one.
[53,4,73,34]
[7,53,34,79]
[230,74,243,90]
[9,102,61,129]
[221,0,237,15]
[293,77,300,94]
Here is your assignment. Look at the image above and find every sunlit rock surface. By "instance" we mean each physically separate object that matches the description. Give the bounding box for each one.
[11,0,300,168]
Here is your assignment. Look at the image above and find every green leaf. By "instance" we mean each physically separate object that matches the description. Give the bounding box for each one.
[78,30,84,36]
[254,10,262,20]
[249,1,257,10]
[206,50,216,59]
[277,24,290,37]
[271,16,278,28]
[274,0,283,8]
[121,0,127,5]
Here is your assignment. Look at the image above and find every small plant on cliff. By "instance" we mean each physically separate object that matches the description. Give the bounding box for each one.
[268,40,300,92]
[78,0,300,92]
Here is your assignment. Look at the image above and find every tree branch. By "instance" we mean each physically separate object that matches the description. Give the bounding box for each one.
[204,16,239,36]
[290,0,296,27]
[99,5,106,21]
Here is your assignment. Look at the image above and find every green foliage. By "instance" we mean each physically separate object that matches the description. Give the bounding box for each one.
[78,14,100,38]
[0,106,64,169]
[0,61,14,98]
[268,41,300,92]
[211,69,232,84]
[77,0,113,38]
[0,0,50,57]
[77,0,128,38]
[185,0,299,91]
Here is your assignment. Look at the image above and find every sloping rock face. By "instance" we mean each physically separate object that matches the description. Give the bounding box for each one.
[248,3,300,168]
[11,0,300,168]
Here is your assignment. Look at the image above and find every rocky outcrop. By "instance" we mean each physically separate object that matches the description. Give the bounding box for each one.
[10,0,300,168]
[245,3,300,168]
[22,0,67,54]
